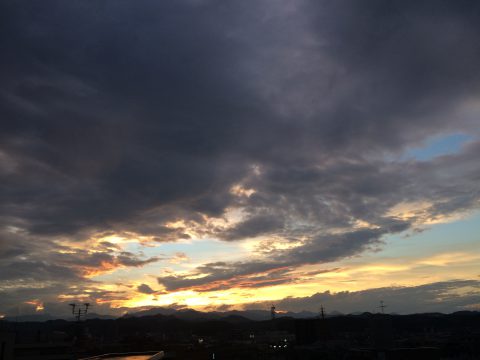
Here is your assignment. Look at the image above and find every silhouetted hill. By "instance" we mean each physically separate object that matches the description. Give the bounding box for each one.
[4,313,57,322]
[452,310,480,316]
[4,311,480,341]
[5,312,116,322]
[6,307,480,323]
[125,307,318,321]
[122,307,179,318]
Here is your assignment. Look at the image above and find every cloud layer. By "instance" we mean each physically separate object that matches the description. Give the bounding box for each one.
[246,279,480,314]
[1,0,480,314]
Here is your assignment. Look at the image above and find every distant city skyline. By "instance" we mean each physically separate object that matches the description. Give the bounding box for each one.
[1,0,480,318]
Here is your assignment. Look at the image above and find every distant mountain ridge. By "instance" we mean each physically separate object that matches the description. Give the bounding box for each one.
[124,307,323,321]
[4,307,321,322]
[4,307,478,322]
[4,312,116,322]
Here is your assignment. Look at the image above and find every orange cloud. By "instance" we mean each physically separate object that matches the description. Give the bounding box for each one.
[25,299,44,312]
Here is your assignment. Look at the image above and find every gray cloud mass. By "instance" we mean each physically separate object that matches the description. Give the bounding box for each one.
[1,0,480,313]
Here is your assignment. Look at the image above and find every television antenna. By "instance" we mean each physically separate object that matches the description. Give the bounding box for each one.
[69,302,91,321]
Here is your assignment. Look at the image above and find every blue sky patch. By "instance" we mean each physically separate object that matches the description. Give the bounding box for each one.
[404,133,473,161]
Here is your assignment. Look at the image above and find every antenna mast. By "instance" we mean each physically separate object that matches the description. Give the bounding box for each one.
[378,300,387,314]
[69,303,91,322]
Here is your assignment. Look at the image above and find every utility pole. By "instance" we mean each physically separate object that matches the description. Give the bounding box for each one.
[320,305,325,320]
[378,300,386,314]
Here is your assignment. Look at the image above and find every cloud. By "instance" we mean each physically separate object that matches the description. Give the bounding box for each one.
[1,0,479,241]
[1,0,480,310]
[244,279,480,314]
[137,284,156,295]
[0,281,131,317]
[156,225,406,291]
[219,214,284,241]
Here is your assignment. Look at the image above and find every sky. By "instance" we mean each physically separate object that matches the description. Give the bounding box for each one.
[1,0,480,318]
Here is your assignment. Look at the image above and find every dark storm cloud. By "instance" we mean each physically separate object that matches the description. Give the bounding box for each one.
[0,249,159,284]
[0,0,255,237]
[1,0,480,309]
[0,260,79,283]
[219,214,284,241]
[303,0,480,151]
[0,228,159,293]
[1,0,478,240]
